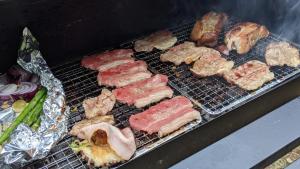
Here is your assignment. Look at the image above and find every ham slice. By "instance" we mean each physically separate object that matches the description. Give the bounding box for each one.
[78,122,136,160]
[113,74,174,108]
[129,96,201,136]
[81,49,134,71]
[98,61,152,87]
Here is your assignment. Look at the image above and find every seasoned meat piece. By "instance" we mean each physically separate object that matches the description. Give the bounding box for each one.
[265,42,300,67]
[69,115,114,137]
[71,122,136,167]
[160,42,216,65]
[129,96,201,137]
[225,22,269,54]
[98,61,152,87]
[134,30,177,52]
[223,60,274,90]
[216,44,229,55]
[81,49,134,71]
[191,11,228,47]
[113,74,173,108]
[83,89,115,119]
[190,50,234,77]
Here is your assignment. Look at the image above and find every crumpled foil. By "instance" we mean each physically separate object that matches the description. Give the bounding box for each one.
[0,27,69,167]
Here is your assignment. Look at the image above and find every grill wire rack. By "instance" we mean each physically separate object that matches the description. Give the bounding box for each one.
[24,16,300,169]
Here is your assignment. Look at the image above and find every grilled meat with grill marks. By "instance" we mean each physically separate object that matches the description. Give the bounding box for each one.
[225,22,269,54]
[129,96,201,137]
[81,49,134,71]
[98,60,152,87]
[70,122,136,167]
[265,42,300,67]
[113,74,173,108]
[134,30,177,52]
[190,50,234,77]
[223,60,274,90]
[191,12,228,47]
[83,88,115,119]
[160,42,219,65]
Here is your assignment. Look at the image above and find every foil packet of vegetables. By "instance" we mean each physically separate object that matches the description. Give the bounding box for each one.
[0,28,69,167]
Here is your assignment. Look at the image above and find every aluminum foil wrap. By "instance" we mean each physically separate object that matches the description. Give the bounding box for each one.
[0,28,69,167]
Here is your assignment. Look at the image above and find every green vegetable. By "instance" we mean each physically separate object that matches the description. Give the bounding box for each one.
[24,94,46,126]
[12,100,27,113]
[0,87,47,145]
[69,140,90,153]
[31,118,41,131]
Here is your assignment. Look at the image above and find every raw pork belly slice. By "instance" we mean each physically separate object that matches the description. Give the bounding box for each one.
[113,74,174,108]
[134,30,177,52]
[81,49,134,71]
[98,61,152,87]
[83,88,116,119]
[190,49,234,77]
[129,96,201,137]
[223,60,275,91]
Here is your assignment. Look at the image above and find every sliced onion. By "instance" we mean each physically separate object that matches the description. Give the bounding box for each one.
[0,84,17,100]
[12,82,38,101]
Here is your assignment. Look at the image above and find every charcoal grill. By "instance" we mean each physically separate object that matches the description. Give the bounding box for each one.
[23,15,300,169]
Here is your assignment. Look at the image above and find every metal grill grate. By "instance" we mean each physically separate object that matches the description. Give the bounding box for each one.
[25,59,205,169]
[120,17,300,115]
[25,16,300,169]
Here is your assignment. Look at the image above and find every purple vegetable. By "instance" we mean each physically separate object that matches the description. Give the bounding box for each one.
[0,82,38,101]
[0,84,17,100]
[7,65,32,84]
[12,82,38,101]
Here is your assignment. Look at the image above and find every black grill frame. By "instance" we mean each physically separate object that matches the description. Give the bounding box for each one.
[24,16,300,169]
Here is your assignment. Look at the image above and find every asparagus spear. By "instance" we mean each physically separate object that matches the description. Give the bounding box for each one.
[24,94,46,126]
[0,87,47,145]
[31,118,41,131]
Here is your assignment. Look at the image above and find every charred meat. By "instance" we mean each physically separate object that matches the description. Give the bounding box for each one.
[225,22,269,54]
[190,11,228,47]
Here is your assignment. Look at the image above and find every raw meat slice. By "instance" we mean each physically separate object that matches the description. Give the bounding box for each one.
[98,61,152,87]
[129,96,201,136]
[83,88,115,119]
[134,30,177,52]
[113,74,173,108]
[99,71,152,87]
[223,60,275,90]
[81,49,134,70]
[265,42,300,67]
